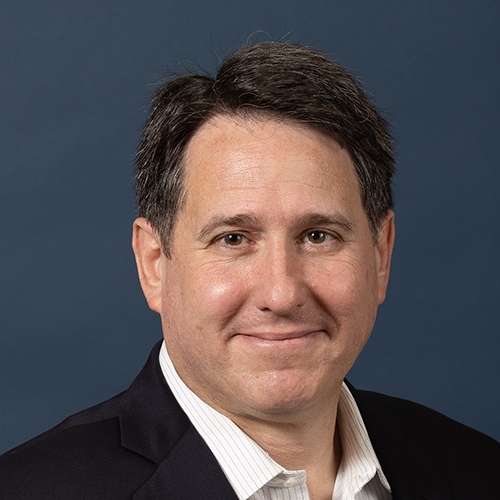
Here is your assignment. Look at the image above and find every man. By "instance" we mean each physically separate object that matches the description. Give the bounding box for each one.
[1,42,498,499]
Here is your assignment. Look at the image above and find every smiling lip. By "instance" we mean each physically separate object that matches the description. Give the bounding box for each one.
[235,330,322,345]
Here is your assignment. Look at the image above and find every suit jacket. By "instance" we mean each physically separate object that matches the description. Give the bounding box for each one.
[1,340,499,499]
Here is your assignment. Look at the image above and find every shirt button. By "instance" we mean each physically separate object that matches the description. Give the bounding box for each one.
[283,478,299,487]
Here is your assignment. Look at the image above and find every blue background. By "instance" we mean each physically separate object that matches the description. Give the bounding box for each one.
[1,0,499,454]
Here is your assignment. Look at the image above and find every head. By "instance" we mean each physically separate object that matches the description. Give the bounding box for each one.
[135,41,394,257]
[132,42,396,425]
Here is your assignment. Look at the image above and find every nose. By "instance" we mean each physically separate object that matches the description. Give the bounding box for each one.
[254,243,308,315]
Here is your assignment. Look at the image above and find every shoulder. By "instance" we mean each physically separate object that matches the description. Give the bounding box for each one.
[1,391,124,461]
[358,388,499,450]
[354,387,500,496]
[0,393,156,499]
[0,341,191,499]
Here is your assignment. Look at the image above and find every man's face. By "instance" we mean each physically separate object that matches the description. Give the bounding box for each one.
[139,115,394,422]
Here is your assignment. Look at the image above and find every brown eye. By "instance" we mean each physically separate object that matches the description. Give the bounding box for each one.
[223,234,244,246]
[307,231,327,244]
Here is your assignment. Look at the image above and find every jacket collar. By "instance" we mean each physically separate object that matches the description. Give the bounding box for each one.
[119,340,190,463]
[346,381,452,500]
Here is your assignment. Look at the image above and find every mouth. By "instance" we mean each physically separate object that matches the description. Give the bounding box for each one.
[235,330,323,346]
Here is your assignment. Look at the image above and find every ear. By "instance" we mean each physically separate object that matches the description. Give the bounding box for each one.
[375,210,395,305]
[132,217,164,313]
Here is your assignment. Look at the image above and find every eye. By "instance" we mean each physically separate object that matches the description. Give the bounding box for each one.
[305,230,329,244]
[223,233,245,246]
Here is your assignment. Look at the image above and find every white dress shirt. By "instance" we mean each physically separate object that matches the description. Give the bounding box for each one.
[159,341,391,500]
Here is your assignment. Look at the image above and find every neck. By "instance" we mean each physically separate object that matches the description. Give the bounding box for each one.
[228,397,342,500]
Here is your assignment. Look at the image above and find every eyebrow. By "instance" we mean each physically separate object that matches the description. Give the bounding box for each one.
[295,213,354,234]
[196,212,354,241]
[197,214,260,241]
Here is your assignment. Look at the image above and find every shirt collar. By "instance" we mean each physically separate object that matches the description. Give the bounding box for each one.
[335,383,392,496]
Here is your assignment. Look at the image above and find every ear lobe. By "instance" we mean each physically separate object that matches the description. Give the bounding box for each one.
[375,210,395,305]
[132,217,164,313]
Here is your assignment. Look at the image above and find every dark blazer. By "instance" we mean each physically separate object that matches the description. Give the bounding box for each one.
[1,340,499,499]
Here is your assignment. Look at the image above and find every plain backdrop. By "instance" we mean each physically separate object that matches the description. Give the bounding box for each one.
[1,0,499,454]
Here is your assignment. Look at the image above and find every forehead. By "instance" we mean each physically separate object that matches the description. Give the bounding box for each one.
[180,114,365,226]
[185,115,357,183]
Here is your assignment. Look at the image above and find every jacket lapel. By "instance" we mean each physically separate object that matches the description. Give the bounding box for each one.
[118,341,238,500]
[133,425,238,500]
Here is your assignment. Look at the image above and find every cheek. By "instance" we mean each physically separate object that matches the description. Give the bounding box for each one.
[180,261,253,326]
[310,261,378,372]
[311,257,379,324]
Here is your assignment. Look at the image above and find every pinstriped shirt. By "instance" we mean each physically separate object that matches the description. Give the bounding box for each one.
[159,342,391,500]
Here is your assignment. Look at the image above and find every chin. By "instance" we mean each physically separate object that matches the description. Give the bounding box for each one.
[237,371,335,418]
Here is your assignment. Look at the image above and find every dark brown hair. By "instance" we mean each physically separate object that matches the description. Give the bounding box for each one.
[135,41,395,256]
